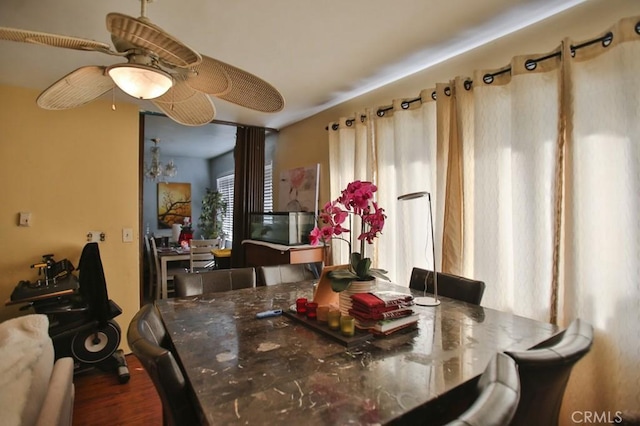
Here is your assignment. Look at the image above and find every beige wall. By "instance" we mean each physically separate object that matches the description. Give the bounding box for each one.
[0,85,140,352]
[275,0,640,206]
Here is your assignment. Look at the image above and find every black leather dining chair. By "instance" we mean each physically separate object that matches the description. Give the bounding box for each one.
[445,352,521,426]
[258,263,321,286]
[409,268,486,305]
[173,267,256,297]
[127,304,199,426]
[504,318,594,426]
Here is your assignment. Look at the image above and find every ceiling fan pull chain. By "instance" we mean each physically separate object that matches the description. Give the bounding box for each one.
[111,87,116,111]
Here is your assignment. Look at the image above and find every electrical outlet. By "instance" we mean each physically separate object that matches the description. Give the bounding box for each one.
[122,228,133,243]
[87,231,103,242]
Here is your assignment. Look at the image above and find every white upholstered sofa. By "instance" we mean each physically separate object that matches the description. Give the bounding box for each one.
[0,314,74,426]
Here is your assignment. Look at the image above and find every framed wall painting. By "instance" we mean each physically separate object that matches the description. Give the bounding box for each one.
[278,164,320,213]
[158,182,191,229]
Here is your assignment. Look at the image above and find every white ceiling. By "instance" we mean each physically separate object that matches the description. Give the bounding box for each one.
[0,0,587,158]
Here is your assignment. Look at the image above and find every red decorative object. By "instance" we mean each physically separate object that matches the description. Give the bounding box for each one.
[178,229,193,245]
[305,302,318,320]
[296,298,308,316]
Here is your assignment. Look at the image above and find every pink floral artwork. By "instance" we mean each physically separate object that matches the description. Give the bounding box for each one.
[278,164,320,212]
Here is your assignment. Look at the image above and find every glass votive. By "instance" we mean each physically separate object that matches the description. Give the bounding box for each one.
[327,308,341,330]
[340,315,356,337]
[306,302,318,320]
[296,298,308,316]
[316,305,330,323]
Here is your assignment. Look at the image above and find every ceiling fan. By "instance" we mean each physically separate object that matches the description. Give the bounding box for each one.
[0,0,285,126]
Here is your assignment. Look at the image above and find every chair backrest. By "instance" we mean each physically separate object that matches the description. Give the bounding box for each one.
[143,236,155,298]
[127,304,198,426]
[173,268,256,297]
[258,263,319,286]
[445,352,520,426]
[409,268,486,305]
[189,239,219,272]
[149,237,163,297]
[504,318,593,426]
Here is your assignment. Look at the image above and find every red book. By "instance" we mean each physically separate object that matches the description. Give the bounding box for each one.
[351,300,414,314]
[351,291,414,309]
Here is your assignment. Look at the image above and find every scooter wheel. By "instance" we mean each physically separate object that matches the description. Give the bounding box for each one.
[71,320,121,364]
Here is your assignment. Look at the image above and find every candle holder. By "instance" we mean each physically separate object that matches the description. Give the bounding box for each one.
[306,302,318,320]
[340,315,356,337]
[296,298,308,316]
[327,308,341,330]
[316,305,329,323]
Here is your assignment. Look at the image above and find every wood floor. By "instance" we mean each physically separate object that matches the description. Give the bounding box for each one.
[73,354,163,426]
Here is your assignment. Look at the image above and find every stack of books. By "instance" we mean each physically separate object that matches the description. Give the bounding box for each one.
[349,291,419,335]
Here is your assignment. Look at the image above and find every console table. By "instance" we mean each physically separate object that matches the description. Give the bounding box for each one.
[242,239,324,268]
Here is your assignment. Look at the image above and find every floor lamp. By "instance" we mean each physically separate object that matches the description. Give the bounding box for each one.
[398,191,440,307]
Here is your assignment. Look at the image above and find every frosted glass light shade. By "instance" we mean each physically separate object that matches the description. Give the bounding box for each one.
[107,64,172,99]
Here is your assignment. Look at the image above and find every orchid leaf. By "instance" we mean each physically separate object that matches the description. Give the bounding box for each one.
[330,277,355,292]
[329,269,358,280]
[368,268,391,281]
[355,258,371,278]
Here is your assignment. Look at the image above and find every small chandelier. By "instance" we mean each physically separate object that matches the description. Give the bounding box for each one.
[144,138,177,182]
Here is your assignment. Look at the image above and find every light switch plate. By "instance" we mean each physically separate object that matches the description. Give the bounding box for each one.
[122,228,133,243]
[19,212,32,227]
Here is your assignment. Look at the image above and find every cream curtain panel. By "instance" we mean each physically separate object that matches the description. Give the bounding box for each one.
[464,55,561,320]
[329,98,440,287]
[559,17,640,419]
[327,15,639,423]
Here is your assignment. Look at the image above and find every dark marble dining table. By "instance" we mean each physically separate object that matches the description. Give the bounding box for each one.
[155,281,558,425]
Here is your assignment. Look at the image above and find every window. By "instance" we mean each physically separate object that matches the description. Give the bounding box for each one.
[216,174,234,242]
[264,162,273,212]
[216,162,273,243]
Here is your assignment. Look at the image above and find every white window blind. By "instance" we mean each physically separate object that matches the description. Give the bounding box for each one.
[264,162,273,212]
[216,163,273,243]
[216,174,234,242]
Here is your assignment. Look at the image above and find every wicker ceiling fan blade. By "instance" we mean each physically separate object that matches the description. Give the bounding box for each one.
[106,13,201,68]
[37,66,115,110]
[0,26,116,54]
[152,78,215,126]
[186,55,231,96]
[205,56,285,113]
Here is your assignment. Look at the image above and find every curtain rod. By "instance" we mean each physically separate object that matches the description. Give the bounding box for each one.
[141,110,280,133]
[483,31,614,84]
[327,23,638,131]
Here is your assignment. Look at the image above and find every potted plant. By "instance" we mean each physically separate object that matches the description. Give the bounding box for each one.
[309,180,390,292]
[198,188,227,239]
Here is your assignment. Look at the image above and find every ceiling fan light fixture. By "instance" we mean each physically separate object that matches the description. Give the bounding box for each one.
[107,63,172,99]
